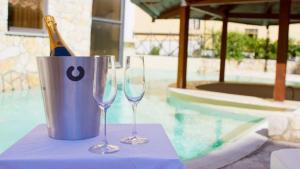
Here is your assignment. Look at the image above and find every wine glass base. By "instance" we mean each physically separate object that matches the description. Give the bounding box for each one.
[121,136,149,144]
[89,144,119,154]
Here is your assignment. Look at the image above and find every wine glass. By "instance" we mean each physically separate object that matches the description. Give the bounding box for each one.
[121,56,148,144]
[89,55,119,154]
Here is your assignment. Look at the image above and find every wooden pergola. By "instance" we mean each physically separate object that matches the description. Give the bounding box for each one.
[132,0,300,101]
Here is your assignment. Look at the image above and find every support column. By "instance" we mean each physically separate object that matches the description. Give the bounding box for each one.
[273,0,291,101]
[264,25,270,72]
[219,15,228,82]
[177,5,190,88]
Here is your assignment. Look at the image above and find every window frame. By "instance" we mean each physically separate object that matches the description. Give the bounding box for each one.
[6,0,48,36]
[91,0,125,67]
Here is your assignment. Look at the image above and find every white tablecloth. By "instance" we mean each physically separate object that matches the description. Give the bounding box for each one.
[271,149,300,169]
[0,124,185,169]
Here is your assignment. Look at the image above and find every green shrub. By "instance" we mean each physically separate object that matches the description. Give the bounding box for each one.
[212,31,300,61]
[288,39,300,58]
[149,44,161,55]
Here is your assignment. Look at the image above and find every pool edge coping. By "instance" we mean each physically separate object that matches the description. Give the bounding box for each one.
[184,121,268,169]
[167,87,295,112]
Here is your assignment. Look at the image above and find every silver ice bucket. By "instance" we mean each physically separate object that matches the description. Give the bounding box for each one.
[37,57,99,140]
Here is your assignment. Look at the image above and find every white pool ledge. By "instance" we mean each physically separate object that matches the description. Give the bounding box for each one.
[185,122,268,169]
[168,87,299,111]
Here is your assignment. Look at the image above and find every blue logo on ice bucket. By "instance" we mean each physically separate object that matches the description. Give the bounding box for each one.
[66,66,85,81]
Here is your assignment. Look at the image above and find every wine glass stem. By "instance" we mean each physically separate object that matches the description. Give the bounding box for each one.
[132,103,138,137]
[101,107,108,145]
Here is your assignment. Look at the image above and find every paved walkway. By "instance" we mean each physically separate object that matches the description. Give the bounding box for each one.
[221,140,300,169]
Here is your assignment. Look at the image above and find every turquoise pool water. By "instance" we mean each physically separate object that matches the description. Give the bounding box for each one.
[0,71,265,160]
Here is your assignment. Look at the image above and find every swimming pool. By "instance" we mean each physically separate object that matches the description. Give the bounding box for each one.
[0,71,264,160]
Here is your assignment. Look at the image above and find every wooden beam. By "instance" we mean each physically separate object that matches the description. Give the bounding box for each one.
[273,0,291,101]
[219,15,228,82]
[140,0,160,2]
[159,5,181,19]
[264,2,274,14]
[177,6,190,88]
[187,0,277,6]
[220,4,237,13]
[192,6,224,18]
[228,13,300,19]
[191,7,221,19]
[200,5,236,21]
[229,13,278,19]
[137,2,159,19]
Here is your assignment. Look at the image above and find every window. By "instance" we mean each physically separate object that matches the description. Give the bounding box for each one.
[91,0,124,63]
[245,29,258,38]
[8,0,46,32]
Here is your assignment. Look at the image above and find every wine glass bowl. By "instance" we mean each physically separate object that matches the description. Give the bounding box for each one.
[121,56,148,144]
[93,58,117,108]
[89,55,119,154]
[124,68,145,103]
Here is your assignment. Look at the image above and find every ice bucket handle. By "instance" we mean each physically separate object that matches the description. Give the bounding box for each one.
[66,66,85,81]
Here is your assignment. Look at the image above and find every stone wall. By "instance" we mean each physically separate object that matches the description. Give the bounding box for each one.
[47,0,93,55]
[0,0,92,91]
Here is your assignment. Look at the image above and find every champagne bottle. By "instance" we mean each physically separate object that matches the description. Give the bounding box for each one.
[44,15,75,56]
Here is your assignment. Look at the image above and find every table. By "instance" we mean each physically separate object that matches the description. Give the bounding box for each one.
[0,124,185,169]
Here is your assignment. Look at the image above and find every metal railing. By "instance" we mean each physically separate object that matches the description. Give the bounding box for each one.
[133,32,215,57]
